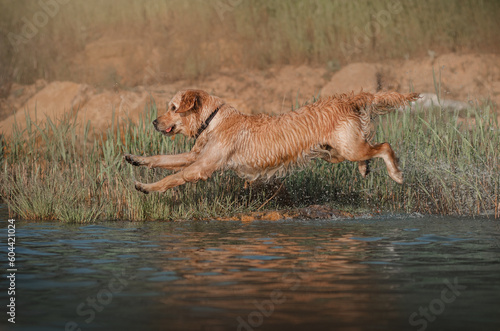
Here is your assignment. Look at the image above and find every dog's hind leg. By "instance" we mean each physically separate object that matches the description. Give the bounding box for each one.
[320,148,371,179]
[346,142,402,184]
[330,125,402,183]
[319,145,346,164]
[322,152,371,179]
[358,160,370,178]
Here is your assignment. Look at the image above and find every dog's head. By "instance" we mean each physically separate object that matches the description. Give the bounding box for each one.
[153,89,210,138]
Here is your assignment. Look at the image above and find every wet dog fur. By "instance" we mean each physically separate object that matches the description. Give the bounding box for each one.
[125,89,419,194]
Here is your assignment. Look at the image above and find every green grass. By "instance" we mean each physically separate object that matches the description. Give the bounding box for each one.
[0,98,499,222]
[1,0,499,85]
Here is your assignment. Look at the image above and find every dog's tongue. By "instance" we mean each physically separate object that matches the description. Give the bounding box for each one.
[165,127,172,133]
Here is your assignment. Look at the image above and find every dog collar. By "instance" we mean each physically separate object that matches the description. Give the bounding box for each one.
[195,103,224,139]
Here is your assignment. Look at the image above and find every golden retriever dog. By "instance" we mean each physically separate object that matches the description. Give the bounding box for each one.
[125,89,419,194]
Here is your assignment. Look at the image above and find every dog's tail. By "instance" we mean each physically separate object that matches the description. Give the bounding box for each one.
[349,91,420,142]
[350,91,420,115]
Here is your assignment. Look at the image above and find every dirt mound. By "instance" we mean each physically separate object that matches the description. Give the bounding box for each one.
[388,53,500,103]
[1,53,499,137]
[0,81,91,134]
[322,63,382,95]
[75,90,149,135]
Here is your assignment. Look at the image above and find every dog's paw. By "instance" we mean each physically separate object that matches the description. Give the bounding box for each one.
[124,154,143,167]
[134,181,149,194]
[391,171,404,185]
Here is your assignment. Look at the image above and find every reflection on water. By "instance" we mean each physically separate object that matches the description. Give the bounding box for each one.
[0,207,499,331]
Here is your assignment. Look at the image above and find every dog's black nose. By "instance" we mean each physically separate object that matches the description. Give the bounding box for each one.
[153,119,158,127]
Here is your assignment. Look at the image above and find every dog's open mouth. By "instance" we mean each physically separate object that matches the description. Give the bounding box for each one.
[163,125,175,135]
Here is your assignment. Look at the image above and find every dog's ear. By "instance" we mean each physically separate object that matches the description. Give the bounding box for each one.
[176,90,203,113]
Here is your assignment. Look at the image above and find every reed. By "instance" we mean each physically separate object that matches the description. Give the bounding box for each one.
[2,0,499,85]
[1,97,498,222]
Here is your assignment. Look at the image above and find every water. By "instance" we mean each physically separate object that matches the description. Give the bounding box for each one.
[1,205,499,331]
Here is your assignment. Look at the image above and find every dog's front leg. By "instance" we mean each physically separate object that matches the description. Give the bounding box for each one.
[134,157,222,194]
[124,152,197,170]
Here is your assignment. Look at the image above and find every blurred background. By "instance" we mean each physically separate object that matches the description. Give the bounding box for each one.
[1,0,499,134]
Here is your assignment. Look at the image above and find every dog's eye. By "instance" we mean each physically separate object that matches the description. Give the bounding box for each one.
[170,105,177,112]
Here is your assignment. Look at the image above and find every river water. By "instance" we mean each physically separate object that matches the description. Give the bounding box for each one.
[1,205,499,331]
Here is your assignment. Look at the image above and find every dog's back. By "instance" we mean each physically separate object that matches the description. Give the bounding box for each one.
[220,91,418,181]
